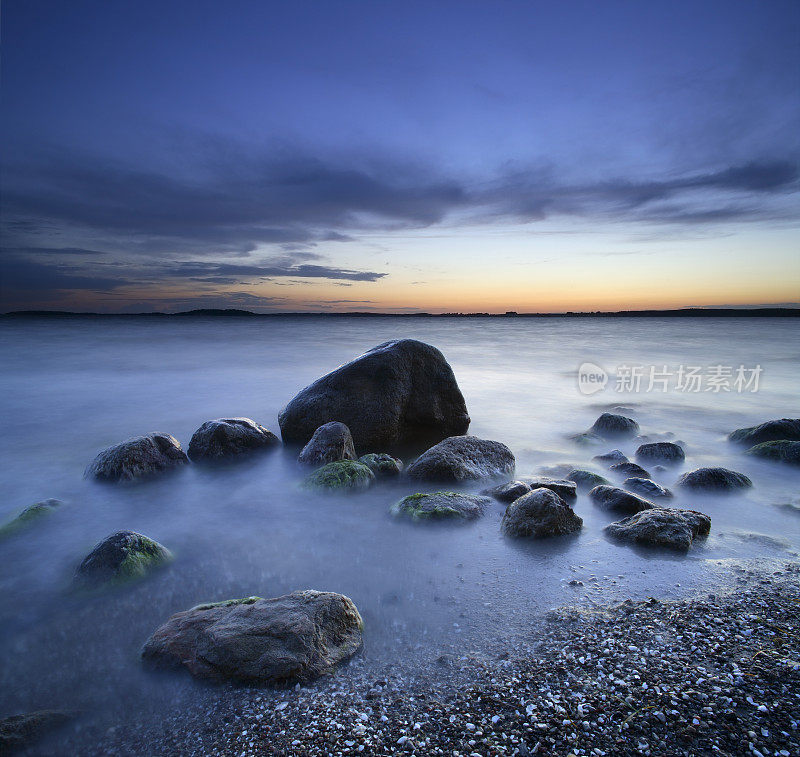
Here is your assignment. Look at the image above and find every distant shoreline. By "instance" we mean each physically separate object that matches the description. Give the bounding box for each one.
[1,307,798,319]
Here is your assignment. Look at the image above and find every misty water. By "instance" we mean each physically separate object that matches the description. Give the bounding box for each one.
[1,315,798,739]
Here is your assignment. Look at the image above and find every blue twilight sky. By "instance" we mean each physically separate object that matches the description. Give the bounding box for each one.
[1,0,799,312]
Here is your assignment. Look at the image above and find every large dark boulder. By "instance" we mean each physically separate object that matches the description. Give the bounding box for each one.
[676,467,752,492]
[85,433,189,482]
[589,413,639,439]
[0,710,76,754]
[302,460,375,491]
[729,418,800,446]
[635,441,685,465]
[141,590,363,684]
[623,477,673,499]
[278,340,470,451]
[589,485,658,514]
[391,492,490,522]
[501,488,583,539]
[566,469,611,491]
[605,508,711,551]
[745,440,800,466]
[298,422,356,466]
[0,499,62,539]
[74,531,172,589]
[188,418,279,462]
[405,436,515,482]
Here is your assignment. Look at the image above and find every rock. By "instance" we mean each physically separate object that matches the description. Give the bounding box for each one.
[405,436,515,482]
[589,413,639,438]
[85,433,189,482]
[610,461,651,478]
[74,531,172,589]
[623,477,673,499]
[482,480,531,503]
[298,422,357,466]
[569,432,604,446]
[605,508,711,551]
[745,440,800,466]
[676,467,753,492]
[302,460,375,491]
[0,710,76,753]
[391,492,490,521]
[188,418,279,462]
[358,452,404,477]
[501,488,583,539]
[0,499,62,539]
[635,441,685,465]
[141,590,363,684]
[523,477,578,502]
[729,418,800,446]
[278,340,470,450]
[566,469,611,491]
[592,449,628,465]
[588,485,658,514]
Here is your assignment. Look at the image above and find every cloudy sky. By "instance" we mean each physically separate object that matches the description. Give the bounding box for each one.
[1,0,798,312]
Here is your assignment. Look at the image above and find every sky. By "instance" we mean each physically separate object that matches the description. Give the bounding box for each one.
[1,0,799,313]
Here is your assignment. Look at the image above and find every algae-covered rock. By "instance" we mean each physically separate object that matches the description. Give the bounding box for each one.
[358,452,403,477]
[566,469,611,491]
[745,440,800,466]
[405,436,515,482]
[85,433,189,482]
[391,492,489,521]
[605,508,711,551]
[676,467,752,492]
[501,488,583,539]
[188,418,279,462]
[298,422,357,466]
[74,531,172,589]
[302,460,375,491]
[141,590,363,684]
[569,432,604,446]
[0,499,63,539]
[729,418,800,446]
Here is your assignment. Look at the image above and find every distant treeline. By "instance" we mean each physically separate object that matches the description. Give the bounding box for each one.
[2,307,798,319]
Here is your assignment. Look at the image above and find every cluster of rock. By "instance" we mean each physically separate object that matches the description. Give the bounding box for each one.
[729,418,800,466]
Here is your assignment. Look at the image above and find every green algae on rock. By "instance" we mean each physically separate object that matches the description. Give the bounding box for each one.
[302,460,375,491]
[0,499,63,539]
[358,452,403,477]
[74,531,173,589]
[745,440,800,466]
[391,491,489,521]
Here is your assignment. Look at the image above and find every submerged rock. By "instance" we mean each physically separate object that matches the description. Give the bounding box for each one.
[188,418,279,462]
[523,477,577,502]
[590,413,639,438]
[605,508,711,551]
[0,710,76,754]
[405,436,515,482]
[298,422,357,466]
[677,467,752,492]
[592,449,628,465]
[302,460,375,491]
[610,461,651,479]
[566,469,611,491]
[589,485,658,514]
[85,433,189,482]
[74,531,172,589]
[569,432,604,446]
[391,492,490,521]
[729,418,800,446]
[635,441,685,465]
[501,488,583,539]
[745,440,800,466]
[141,590,363,684]
[278,340,470,450]
[358,452,404,477]
[482,480,531,503]
[623,477,673,499]
[0,499,62,539]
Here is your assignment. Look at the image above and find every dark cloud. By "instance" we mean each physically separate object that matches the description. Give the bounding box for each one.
[0,255,131,293]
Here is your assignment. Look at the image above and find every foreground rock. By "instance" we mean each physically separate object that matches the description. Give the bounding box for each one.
[141,591,363,684]
[623,477,673,499]
[358,453,403,477]
[501,488,583,539]
[85,433,189,482]
[605,508,711,551]
[589,485,657,514]
[677,467,752,492]
[74,531,172,589]
[609,461,650,478]
[0,499,62,539]
[635,441,685,464]
[405,436,515,482]
[188,418,279,462]
[298,422,356,466]
[745,440,800,466]
[278,340,470,450]
[729,418,800,446]
[0,710,76,754]
[482,480,531,503]
[566,469,611,491]
[391,492,489,522]
[523,477,577,502]
[589,413,639,438]
[302,460,374,491]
